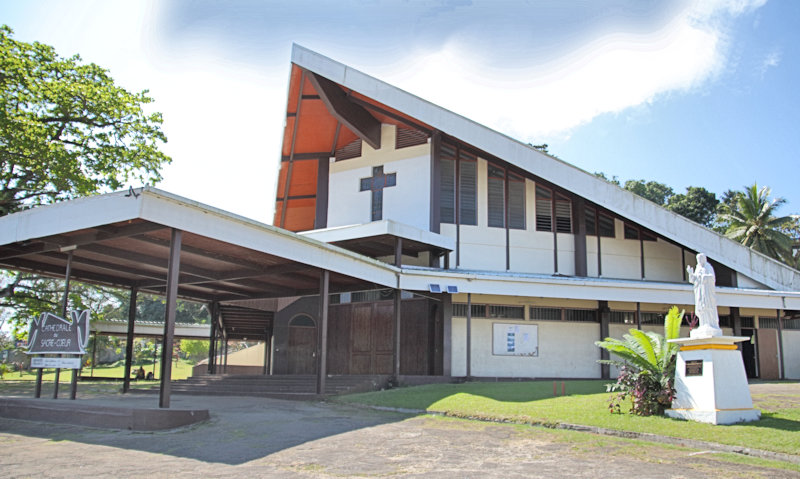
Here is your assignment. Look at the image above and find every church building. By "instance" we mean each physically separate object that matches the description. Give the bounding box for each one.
[1,45,798,397]
[268,45,800,381]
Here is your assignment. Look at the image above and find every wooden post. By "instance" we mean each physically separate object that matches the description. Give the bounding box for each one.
[122,286,138,393]
[316,270,330,395]
[466,293,472,379]
[599,301,610,379]
[777,308,785,380]
[636,302,642,330]
[159,229,182,409]
[393,287,402,380]
[54,250,74,400]
[207,303,217,374]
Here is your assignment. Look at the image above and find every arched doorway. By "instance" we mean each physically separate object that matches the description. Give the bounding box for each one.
[288,314,317,374]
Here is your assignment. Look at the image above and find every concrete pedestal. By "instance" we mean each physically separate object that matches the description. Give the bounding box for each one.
[665,336,760,425]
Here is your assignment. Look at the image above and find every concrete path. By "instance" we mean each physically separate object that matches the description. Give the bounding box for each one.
[1,391,797,478]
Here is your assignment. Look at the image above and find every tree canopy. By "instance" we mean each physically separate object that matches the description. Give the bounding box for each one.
[0,25,170,215]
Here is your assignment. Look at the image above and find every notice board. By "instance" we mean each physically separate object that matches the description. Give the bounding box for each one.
[493,323,538,356]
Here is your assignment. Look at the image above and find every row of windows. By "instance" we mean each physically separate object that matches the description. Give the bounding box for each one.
[438,144,659,240]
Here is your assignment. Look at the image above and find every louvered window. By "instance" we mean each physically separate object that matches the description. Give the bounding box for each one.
[624,224,639,240]
[487,164,505,228]
[555,194,572,233]
[335,138,362,161]
[396,127,428,149]
[440,153,456,223]
[508,172,525,230]
[439,145,477,226]
[459,153,477,226]
[584,206,597,235]
[598,213,615,237]
[535,186,552,231]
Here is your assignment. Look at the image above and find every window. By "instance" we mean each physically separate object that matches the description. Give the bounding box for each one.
[598,213,615,237]
[459,152,477,225]
[487,163,505,228]
[610,311,636,324]
[396,127,428,149]
[640,312,663,325]
[489,305,525,319]
[740,316,754,328]
[439,144,477,225]
[785,318,800,330]
[555,193,572,233]
[335,138,362,161]
[508,172,525,229]
[530,307,561,321]
[584,206,597,235]
[564,309,598,322]
[624,223,657,241]
[759,317,778,329]
[535,186,552,231]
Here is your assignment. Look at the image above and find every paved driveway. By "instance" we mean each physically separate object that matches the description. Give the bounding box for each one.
[1,391,797,478]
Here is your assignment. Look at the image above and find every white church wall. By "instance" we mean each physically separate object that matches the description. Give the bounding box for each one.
[556,233,575,275]
[459,225,506,271]
[586,237,599,277]
[327,125,431,230]
[598,220,641,279]
[449,317,601,378]
[509,229,555,274]
[737,273,769,289]
[784,330,800,379]
[643,239,683,282]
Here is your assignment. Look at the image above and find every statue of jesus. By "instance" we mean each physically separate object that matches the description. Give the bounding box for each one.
[686,253,723,338]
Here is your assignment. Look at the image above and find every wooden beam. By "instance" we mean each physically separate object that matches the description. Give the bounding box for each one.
[122,286,138,394]
[316,270,330,395]
[307,72,381,150]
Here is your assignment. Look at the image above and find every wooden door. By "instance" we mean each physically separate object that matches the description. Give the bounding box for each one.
[350,302,394,374]
[757,328,779,380]
[288,325,317,374]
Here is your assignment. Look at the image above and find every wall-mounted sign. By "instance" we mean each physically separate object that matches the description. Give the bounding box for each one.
[492,323,538,357]
[26,311,90,355]
[685,359,703,377]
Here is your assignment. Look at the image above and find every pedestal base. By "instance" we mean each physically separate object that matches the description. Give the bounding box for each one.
[665,407,760,424]
[666,336,760,425]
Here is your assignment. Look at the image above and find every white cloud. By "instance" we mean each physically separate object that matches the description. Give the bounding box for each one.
[760,48,782,77]
[376,0,767,142]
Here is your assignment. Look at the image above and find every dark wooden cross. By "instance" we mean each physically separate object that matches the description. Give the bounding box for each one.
[360,165,396,221]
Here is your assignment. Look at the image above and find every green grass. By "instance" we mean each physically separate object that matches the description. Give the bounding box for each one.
[2,359,196,382]
[335,380,800,456]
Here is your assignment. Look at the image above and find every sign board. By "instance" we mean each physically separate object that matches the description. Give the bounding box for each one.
[31,357,82,369]
[493,323,538,356]
[26,311,90,355]
[685,359,704,377]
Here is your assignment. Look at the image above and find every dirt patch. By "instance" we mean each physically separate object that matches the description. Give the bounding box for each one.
[751,382,800,410]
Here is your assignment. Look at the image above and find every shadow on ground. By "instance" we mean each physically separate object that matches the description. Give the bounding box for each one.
[0,391,411,466]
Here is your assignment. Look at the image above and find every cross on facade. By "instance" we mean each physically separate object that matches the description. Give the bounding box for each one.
[360,165,396,221]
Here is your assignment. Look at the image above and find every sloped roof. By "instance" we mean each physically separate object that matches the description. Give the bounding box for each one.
[291,44,800,292]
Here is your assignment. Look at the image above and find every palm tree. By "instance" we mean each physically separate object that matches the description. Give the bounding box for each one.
[717,183,794,264]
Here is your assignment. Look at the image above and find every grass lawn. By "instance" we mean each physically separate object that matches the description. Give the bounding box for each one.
[2,359,196,382]
[335,380,800,456]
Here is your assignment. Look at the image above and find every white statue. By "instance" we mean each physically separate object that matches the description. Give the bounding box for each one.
[686,253,723,338]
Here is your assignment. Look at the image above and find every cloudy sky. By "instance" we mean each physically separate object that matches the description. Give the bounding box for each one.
[3,0,798,222]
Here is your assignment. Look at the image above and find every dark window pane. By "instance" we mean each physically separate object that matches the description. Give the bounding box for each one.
[535,185,552,232]
[555,197,572,233]
[459,159,477,225]
[530,307,561,321]
[440,158,455,223]
[488,176,505,228]
[624,224,639,240]
[598,214,615,237]
[584,206,597,235]
[508,175,526,230]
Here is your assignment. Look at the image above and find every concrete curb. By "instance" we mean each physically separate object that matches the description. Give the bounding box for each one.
[348,403,800,465]
[0,398,210,431]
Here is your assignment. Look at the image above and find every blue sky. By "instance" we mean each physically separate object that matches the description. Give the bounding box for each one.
[2,0,798,223]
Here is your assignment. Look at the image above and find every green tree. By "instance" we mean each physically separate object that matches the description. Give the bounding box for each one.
[596,306,683,416]
[0,26,171,334]
[666,186,718,226]
[180,339,210,362]
[0,25,170,215]
[623,179,674,206]
[717,183,794,264]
